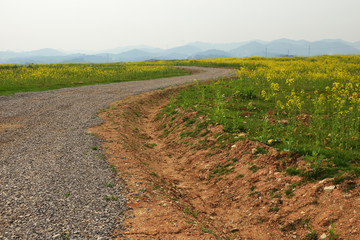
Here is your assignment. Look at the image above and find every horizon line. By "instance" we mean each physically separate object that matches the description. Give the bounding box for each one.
[1,38,360,53]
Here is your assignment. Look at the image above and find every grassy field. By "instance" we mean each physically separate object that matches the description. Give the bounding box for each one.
[161,55,360,180]
[0,63,191,96]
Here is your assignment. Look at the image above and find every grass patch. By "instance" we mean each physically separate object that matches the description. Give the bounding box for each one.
[268,206,279,212]
[110,164,117,174]
[254,146,268,155]
[249,164,260,173]
[104,194,118,201]
[286,167,301,176]
[150,172,160,178]
[285,189,295,198]
[208,159,236,179]
[61,232,71,239]
[145,142,157,149]
[160,55,360,180]
[200,224,215,236]
[236,174,244,179]
[0,63,192,96]
[105,183,114,188]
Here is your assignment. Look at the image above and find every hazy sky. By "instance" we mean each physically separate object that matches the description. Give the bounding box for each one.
[1,0,359,51]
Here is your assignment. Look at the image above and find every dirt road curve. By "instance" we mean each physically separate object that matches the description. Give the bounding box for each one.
[0,67,235,239]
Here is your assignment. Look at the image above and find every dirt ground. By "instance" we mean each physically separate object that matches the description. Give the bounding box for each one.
[90,85,360,240]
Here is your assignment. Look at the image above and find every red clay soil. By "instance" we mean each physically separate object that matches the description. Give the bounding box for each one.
[90,86,360,240]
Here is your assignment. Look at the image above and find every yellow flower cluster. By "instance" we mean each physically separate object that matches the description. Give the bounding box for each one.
[179,55,360,150]
[0,63,179,90]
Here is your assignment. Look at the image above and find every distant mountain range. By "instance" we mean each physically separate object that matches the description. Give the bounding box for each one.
[1,39,360,64]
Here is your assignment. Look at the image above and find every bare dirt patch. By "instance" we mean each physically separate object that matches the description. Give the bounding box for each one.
[91,86,360,239]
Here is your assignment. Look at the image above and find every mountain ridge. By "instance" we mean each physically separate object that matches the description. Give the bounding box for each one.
[1,39,359,64]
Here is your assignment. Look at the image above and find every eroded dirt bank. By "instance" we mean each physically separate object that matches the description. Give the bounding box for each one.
[91,86,360,240]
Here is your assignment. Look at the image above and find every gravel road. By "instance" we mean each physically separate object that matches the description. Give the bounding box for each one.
[0,66,235,239]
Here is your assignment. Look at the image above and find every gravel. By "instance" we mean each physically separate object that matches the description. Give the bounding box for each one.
[0,66,235,239]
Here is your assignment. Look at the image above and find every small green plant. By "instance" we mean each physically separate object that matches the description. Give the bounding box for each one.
[249,164,260,173]
[169,196,178,202]
[328,219,339,240]
[236,174,244,179]
[150,172,159,178]
[192,210,198,218]
[208,161,235,179]
[268,188,278,197]
[285,189,295,198]
[249,191,260,196]
[105,183,114,188]
[333,175,349,184]
[343,181,356,192]
[303,151,327,179]
[183,205,190,214]
[133,110,140,117]
[268,206,279,212]
[280,222,296,232]
[200,224,215,235]
[303,225,318,240]
[140,161,149,166]
[91,146,99,151]
[64,192,71,198]
[255,146,268,155]
[286,167,301,176]
[152,183,161,190]
[61,232,71,239]
[110,164,117,174]
[104,194,118,201]
[145,142,157,149]
[185,119,196,126]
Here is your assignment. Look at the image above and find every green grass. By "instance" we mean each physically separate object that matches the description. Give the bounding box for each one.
[145,142,157,149]
[105,182,114,188]
[110,164,117,174]
[160,55,360,180]
[285,189,295,198]
[61,232,71,239]
[91,146,99,151]
[104,194,118,201]
[150,172,160,178]
[286,167,301,176]
[249,165,260,173]
[208,158,236,179]
[0,63,192,96]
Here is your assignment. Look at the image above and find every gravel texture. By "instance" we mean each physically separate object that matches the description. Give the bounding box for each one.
[0,66,235,239]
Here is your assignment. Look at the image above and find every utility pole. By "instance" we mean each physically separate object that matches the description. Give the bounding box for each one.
[308,45,311,57]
